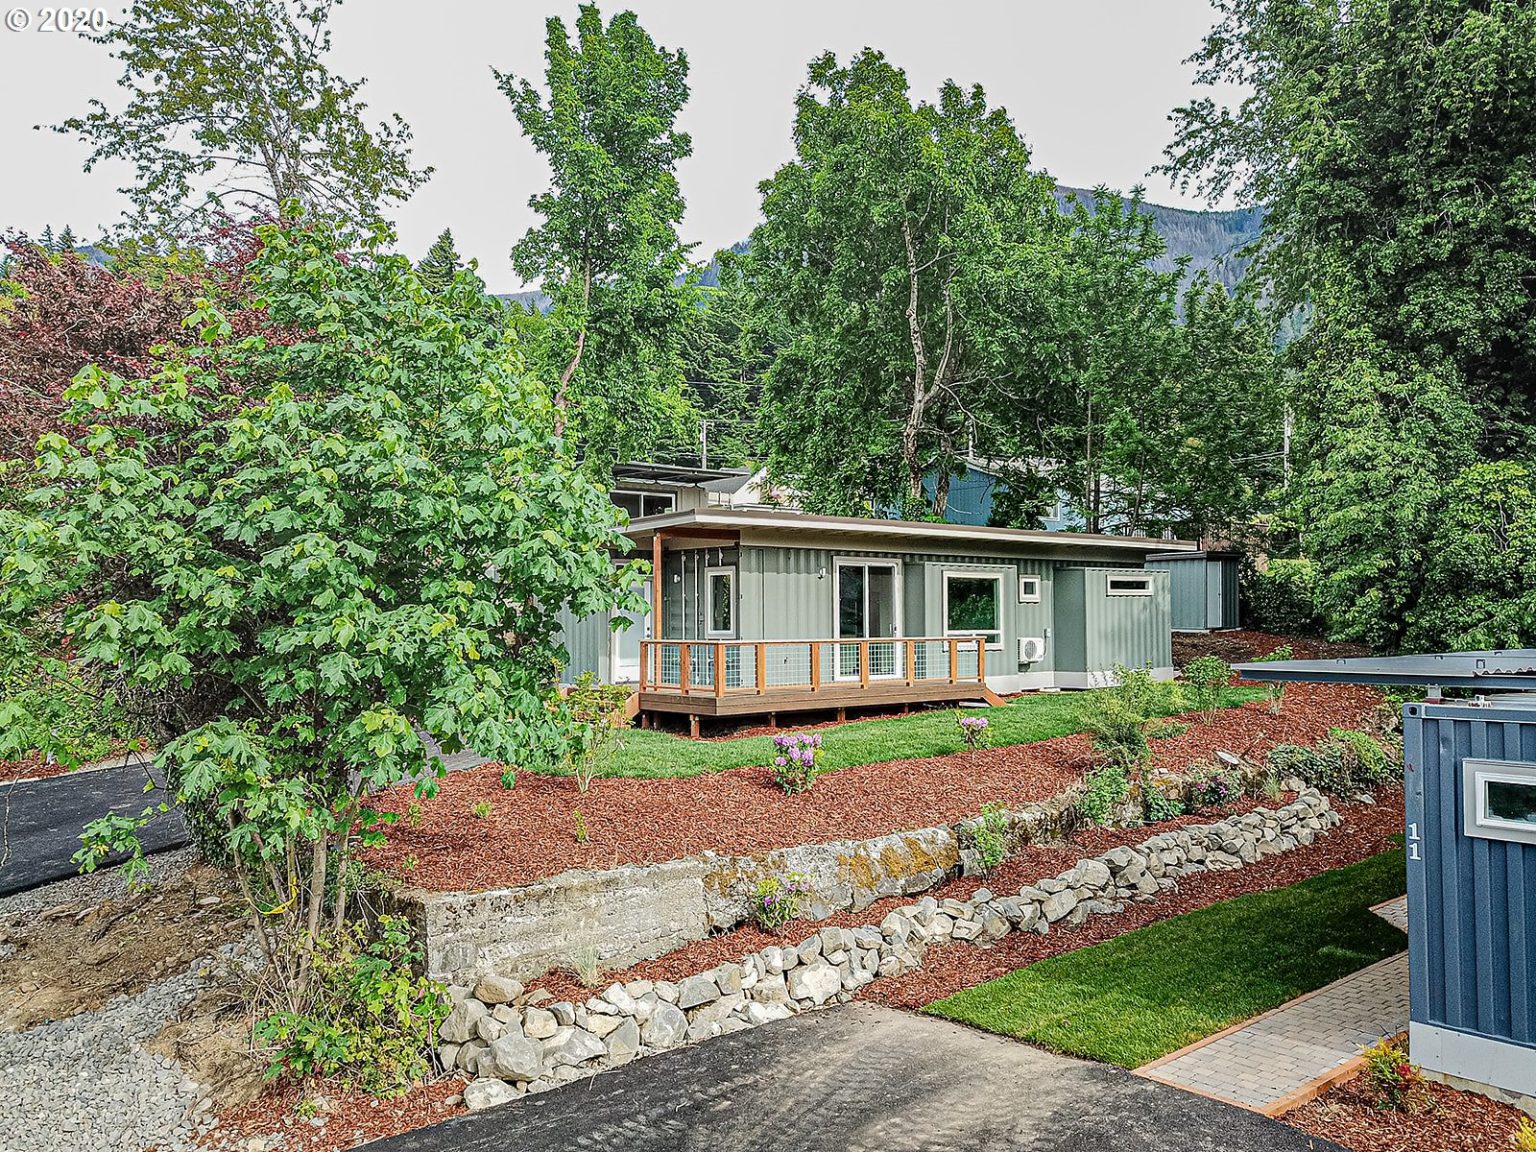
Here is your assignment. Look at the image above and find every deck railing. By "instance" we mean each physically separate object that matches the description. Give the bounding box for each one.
[639,636,988,697]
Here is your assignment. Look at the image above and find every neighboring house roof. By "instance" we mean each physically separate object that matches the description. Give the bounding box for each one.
[613,461,749,485]
[625,507,1194,556]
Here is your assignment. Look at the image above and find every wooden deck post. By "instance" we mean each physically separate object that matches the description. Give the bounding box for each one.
[905,639,915,686]
[809,643,821,691]
[859,640,870,688]
[679,644,691,696]
[755,643,767,695]
[949,639,959,684]
[977,637,987,683]
[639,642,649,692]
[651,531,663,644]
[689,714,700,738]
[714,641,726,697]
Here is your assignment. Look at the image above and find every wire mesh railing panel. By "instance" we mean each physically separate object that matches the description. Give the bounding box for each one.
[763,643,812,688]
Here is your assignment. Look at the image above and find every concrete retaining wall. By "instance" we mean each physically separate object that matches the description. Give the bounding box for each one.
[404,790,1081,985]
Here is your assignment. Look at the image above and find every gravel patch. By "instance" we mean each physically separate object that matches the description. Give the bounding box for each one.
[0,954,220,1152]
[0,846,198,922]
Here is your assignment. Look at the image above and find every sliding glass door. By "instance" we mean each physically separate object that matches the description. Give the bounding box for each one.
[836,561,901,678]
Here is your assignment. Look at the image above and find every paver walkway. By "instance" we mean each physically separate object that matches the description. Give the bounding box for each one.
[1136,896,1409,1116]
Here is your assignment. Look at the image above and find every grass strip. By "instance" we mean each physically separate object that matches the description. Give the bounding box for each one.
[925,846,1407,1068]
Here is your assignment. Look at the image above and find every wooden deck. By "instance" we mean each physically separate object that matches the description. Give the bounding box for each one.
[637,636,1005,733]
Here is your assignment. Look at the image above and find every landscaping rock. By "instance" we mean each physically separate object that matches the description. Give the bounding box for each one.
[486,1033,543,1082]
[640,1001,688,1048]
[786,963,841,1006]
[600,982,639,1016]
[522,1005,558,1039]
[439,997,487,1043]
[605,1017,642,1065]
[542,1026,606,1067]
[676,972,721,1009]
[474,974,524,1005]
[463,1078,517,1112]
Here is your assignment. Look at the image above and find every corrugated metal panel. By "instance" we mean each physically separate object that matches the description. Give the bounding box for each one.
[1080,568,1173,672]
[1406,701,1536,1048]
[554,604,611,681]
[1148,554,1207,631]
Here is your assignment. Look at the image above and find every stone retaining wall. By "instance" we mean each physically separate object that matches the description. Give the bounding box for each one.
[431,789,1341,1112]
[404,790,1081,985]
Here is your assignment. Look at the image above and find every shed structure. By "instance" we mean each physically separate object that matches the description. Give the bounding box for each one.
[1233,651,1536,1109]
[1146,550,1241,632]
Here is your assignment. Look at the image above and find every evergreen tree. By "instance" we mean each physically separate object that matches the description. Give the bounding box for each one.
[416,229,463,294]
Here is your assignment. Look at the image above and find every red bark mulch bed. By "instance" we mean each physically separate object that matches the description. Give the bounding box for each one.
[368,682,1381,894]
[195,1077,465,1152]
[1284,1072,1531,1152]
[0,755,66,785]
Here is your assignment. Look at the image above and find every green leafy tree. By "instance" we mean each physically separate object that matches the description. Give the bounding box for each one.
[56,0,431,235]
[495,4,696,460]
[1163,0,1536,645]
[746,50,1062,517]
[415,228,465,294]
[1408,461,1536,650]
[0,218,641,1003]
[680,246,772,468]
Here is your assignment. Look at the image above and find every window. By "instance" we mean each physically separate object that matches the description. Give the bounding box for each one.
[612,490,676,520]
[1107,575,1153,596]
[1465,759,1536,845]
[944,571,1003,649]
[706,566,735,637]
[1018,574,1042,603]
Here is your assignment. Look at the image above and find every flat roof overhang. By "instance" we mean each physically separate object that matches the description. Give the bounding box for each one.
[624,508,1192,557]
[1232,651,1536,690]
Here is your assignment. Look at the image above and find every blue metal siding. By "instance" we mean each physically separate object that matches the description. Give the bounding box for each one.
[1405,701,1536,1049]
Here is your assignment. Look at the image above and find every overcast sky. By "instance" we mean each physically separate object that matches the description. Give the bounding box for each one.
[1,1,1238,292]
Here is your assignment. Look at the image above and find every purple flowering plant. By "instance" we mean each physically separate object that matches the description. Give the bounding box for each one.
[770,731,823,793]
[958,712,990,751]
[752,870,811,930]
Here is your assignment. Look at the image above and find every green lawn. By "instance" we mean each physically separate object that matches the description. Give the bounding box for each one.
[551,685,1263,780]
[925,847,1407,1068]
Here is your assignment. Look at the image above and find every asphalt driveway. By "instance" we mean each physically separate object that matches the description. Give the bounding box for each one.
[367,1004,1347,1152]
[0,759,188,896]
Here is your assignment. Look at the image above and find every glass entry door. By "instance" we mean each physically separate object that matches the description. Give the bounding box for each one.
[836,562,901,678]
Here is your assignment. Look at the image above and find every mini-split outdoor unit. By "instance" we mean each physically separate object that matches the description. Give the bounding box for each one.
[1018,636,1047,663]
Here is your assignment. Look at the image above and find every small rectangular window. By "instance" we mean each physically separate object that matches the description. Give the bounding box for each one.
[1465,759,1536,846]
[1107,575,1153,596]
[706,566,735,637]
[1018,575,1042,603]
[612,490,675,520]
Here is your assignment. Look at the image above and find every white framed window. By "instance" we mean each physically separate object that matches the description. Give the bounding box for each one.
[1107,574,1153,596]
[1018,574,1042,603]
[943,570,1004,650]
[612,490,676,520]
[1464,759,1536,845]
[706,566,736,637]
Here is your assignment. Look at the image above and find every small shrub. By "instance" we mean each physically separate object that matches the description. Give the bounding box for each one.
[254,916,449,1097]
[1142,769,1185,822]
[957,713,990,750]
[566,943,602,987]
[469,799,493,819]
[1083,666,1183,768]
[1333,728,1390,785]
[405,802,423,828]
[771,732,822,793]
[1512,1116,1536,1152]
[1358,1037,1426,1112]
[1255,643,1293,714]
[1183,656,1232,722]
[751,871,811,930]
[1244,558,1323,635]
[1189,768,1239,810]
[1266,740,1351,795]
[1080,762,1132,826]
[563,673,631,793]
[572,809,589,843]
[1146,719,1189,740]
[969,801,1009,874]
[499,767,517,790]
[401,853,418,872]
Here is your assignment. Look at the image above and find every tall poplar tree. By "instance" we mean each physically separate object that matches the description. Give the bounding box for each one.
[495,4,696,461]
